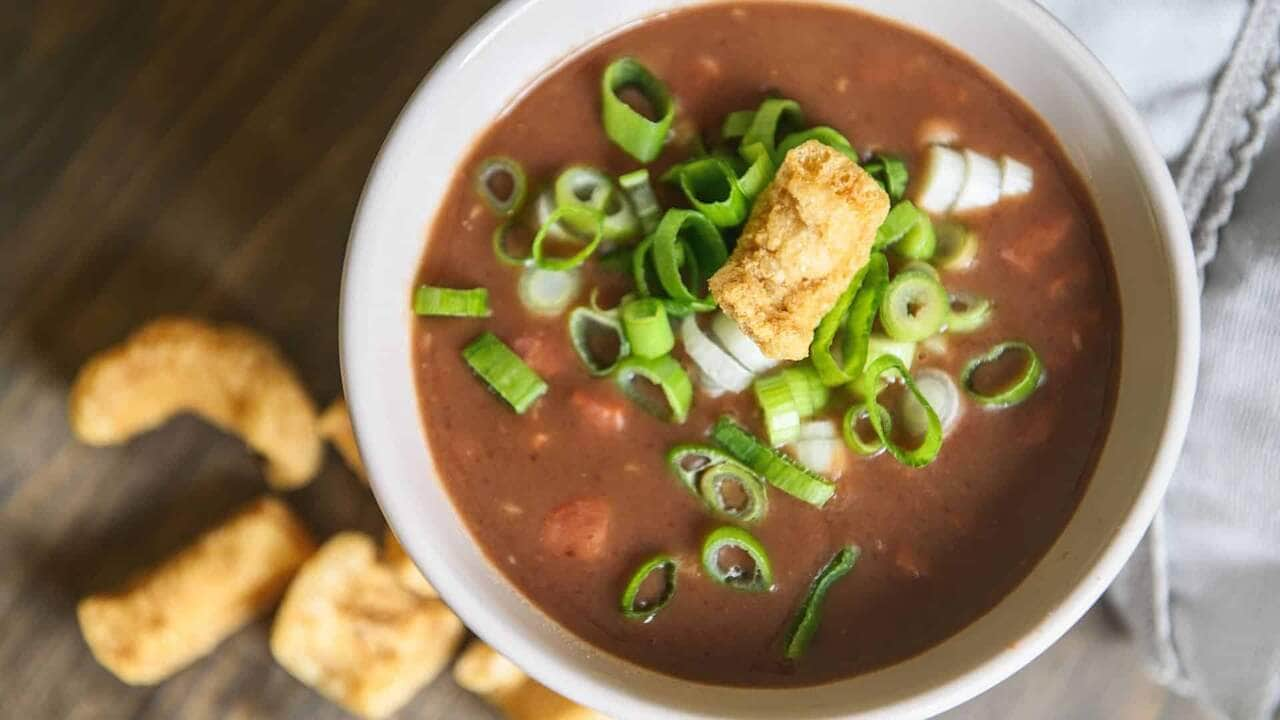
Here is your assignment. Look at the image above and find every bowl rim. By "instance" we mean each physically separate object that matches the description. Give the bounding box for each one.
[340,0,1200,717]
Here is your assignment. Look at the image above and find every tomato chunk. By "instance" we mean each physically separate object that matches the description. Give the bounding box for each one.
[541,498,610,561]
[570,389,628,433]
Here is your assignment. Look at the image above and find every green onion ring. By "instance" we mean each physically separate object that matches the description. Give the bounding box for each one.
[666,444,738,493]
[736,142,776,199]
[700,525,774,592]
[462,332,548,414]
[473,156,528,218]
[568,306,630,376]
[531,205,604,271]
[492,218,533,267]
[862,154,909,203]
[666,445,769,523]
[612,353,693,423]
[554,165,638,241]
[783,546,861,660]
[651,209,726,304]
[620,554,678,622]
[742,98,805,159]
[810,253,888,386]
[721,109,755,141]
[674,156,749,228]
[874,200,930,252]
[775,126,858,163]
[412,286,491,318]
[752,372,802,446]
[619,168,662,234]
[947,291,994,333]
[879,269,949,342]
[933,221,979,271]
[620,297,674,359]
[601,57,675,163]
[841,405,891,457]
[780,363,830,417]
[712,416,835,508]
[858,355,943,467]
[961,341,1045,407]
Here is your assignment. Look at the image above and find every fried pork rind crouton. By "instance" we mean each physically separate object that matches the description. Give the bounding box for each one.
[319,398,366,481]
[382,527,437,598]
[454,641,608,720]
[270,532,464,719]
[69,317,323,489]
[709,140,890,360]
[77,497,315,685]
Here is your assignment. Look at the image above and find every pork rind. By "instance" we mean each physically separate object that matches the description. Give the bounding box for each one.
[319,398,366,481]
[454,641,608,720]
[77,497,315,685]
[709,140,890,360]
[270,532,464,719]
[382,527,437,598]
[69,317,323,489]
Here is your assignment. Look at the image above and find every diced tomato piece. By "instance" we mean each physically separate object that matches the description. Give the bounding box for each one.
[570,389,627,433]
[541,498,610,561]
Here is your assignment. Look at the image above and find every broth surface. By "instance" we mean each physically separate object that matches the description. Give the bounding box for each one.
[413,2,1118,686]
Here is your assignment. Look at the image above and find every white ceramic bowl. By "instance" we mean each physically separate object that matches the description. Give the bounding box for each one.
[341,1,1199,717]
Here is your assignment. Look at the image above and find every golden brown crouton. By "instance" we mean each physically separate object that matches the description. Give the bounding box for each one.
[709,140,889,359]
[382,528,437,598]
[454,641,608,720]
[69,317,323,489]
[77,497,316,685]
[319,398,366,481]
[270,532,464,719]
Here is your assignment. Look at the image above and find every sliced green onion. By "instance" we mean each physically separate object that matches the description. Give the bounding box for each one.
[842,405,891,457]
[752,372,802,446]
[531,205,603,271]
[598,245,635,274]
[601,57,675,163]
[783,546,861,660]
[412,286,491,318]
[858,355,942,467]
[568,306,629,376]
[736,142,776,199]
[862,154,909,203]
[948,291,994,333]
[613,354,693,423]
[667,444,737,492]
[700,525,774,592]
[874,200,930,252]
[620,298,674,359]
[864,334,917,372]
[900,260,939,280]
[474,156,528,218]
[667,444,769,524]
[682,315,753,393]
[775,126,858,163]
[492,218,533,267]
[780,363,829,417]
[880,269,949,342]
[961,341,1045,407]
[518,267,581,317]
[533,188,574,241]
[933,221,979,271]
[742,98,804,159]
[895,210,937,260]
[554,165,638,241]
[712,416,835,508]
[674,157,749,228]
[721,109,755,140]
[620,554,677,622]
[810,253,888,386]
[619,169,661,234]
[651,209,727,304]
[463,332,548,414]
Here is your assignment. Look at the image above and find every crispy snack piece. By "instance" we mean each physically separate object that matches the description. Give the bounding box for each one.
[454,641,608,720]
[709,140,890,360]
[77,497,316,685]
[68,317,323,489]
[382,527,437,598]
[319,398,366,481]
[270,532,464,719]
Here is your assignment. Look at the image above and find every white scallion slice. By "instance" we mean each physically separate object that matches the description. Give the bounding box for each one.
[952,149,1001,213]
[518,266,581,317]
[793,420,843,475]
[710,312,777,374]
[1000,155,1034,197]
[864,334,917,372]
[681,316,753,393]
[797,419,838,440]
[903,368,962,436]
[914,145,966,214]
[534,189,573,240]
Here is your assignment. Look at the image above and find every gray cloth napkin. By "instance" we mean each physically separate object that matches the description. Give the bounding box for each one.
[1039,2,1280,718]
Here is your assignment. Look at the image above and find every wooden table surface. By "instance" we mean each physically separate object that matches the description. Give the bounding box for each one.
[0,2,1210,718]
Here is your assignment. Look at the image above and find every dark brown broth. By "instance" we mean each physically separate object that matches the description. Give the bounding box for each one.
[412,1,1119,686]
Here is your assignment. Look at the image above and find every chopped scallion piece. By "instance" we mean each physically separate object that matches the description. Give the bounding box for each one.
[752,373,802,446]
[650,209,726,305]
[700,525,774,592]
[862,154,909,203]
[462,332,548,414]
[619,169,662,234]
[880,269,949,342]
[492,218,533,267]
[721,109,755,140]
[948,291,994,333]
[961,341,1045,407]
[874,200,928,251]
[712,416,835,508]
[666,444,768,524]
[673,157,749,228]
[531,205,604,271]
[518,267,580,317]
[736,142,776,199]
[613,354,693,423]
[810,253,888,386]
[775,126,858,163]
[620,554,678,622]
[412,286,491,318]
[601,57,675,163]
[842,405,891,457]
[568,306,629,376]
[554,165,638,241]
[742,98,805,159]
[621,298,674,359]
[933,220,979,271]
[895,209,937,260]
[783,546,861,660]
[779,363,829,417]
[473,156,528,218]
[858,355,942,467]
